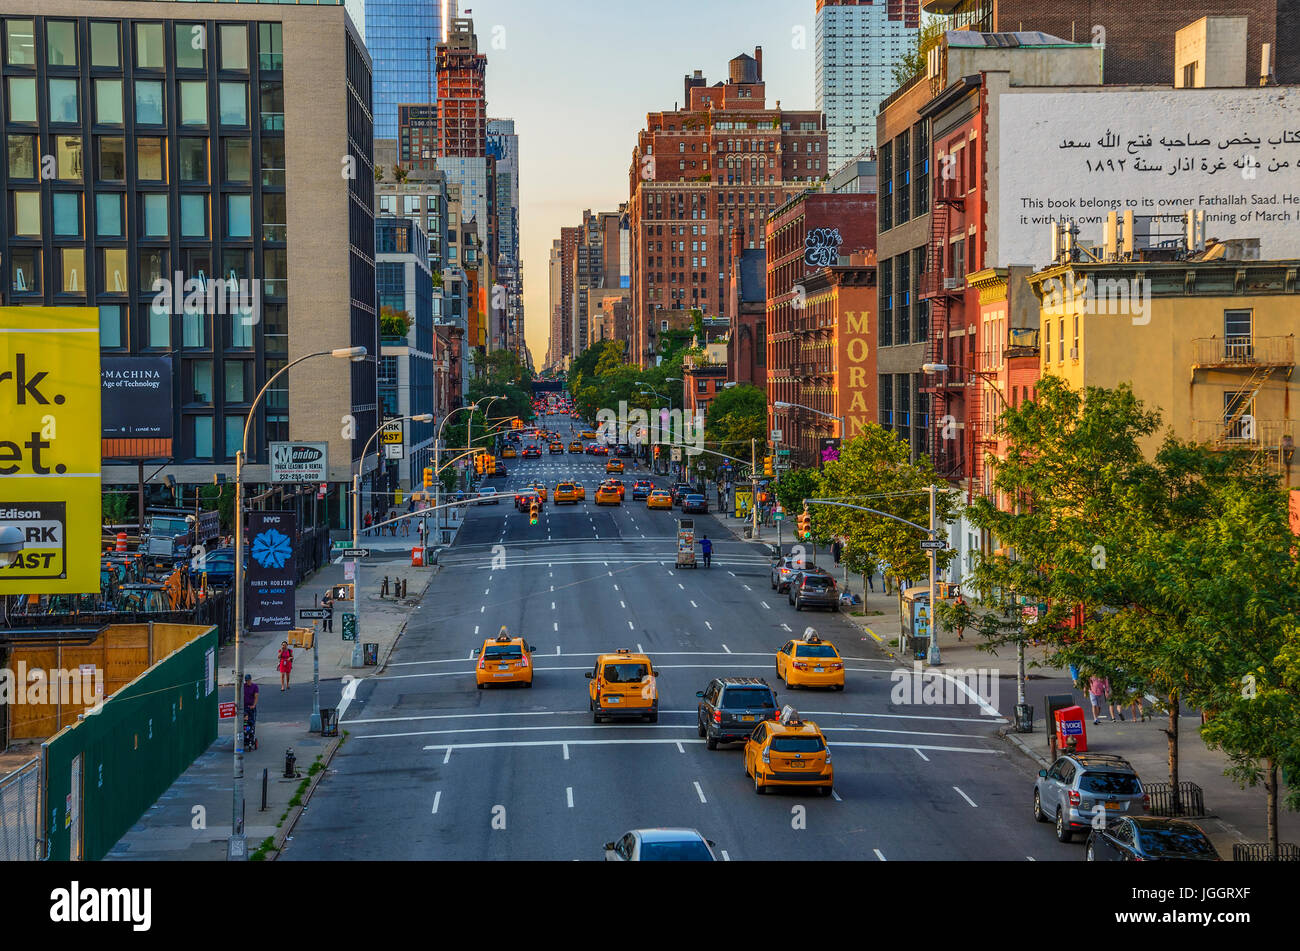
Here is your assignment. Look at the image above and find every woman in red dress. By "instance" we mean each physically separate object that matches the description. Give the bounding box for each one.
[278,640,294,691]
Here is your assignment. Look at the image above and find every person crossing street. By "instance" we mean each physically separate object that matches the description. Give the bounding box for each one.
[699,534,713,568]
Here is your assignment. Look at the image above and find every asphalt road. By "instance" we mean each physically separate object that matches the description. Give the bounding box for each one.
[282,418,1070,861]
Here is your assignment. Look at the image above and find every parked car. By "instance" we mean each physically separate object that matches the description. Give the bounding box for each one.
[787,568,837,611]
[670,483,692,505]
[198,547,242,586]
[771,556,816,594]
[1034,752,1147,843]
[1085,816,1220,861]
[696,677,779,749]
[682,494,709,514]
[476,487,501,505]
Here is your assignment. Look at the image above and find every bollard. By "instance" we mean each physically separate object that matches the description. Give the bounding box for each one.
[284,747,296,779]
[261,768,268,811]
[381,575,389,597]
[400,578,408,599]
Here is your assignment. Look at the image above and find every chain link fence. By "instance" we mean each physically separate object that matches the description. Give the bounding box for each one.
[0,758,41,861]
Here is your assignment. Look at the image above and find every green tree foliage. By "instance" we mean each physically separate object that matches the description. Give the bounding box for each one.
[379,306,410,339]
[102,490,129,525]
[890,18,946,89]
[702,384,766,479]
[815,424,956,608]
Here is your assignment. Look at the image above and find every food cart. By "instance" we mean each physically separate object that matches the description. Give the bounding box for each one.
[676,517,696,569]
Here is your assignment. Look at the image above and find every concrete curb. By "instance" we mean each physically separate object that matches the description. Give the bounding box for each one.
[998,725,1051,769]
[266,731,344,860]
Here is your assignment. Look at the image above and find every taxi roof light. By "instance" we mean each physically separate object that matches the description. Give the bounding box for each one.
[496,625,512,643]
[616,648,630,655]
[803,627,821,643]
[779,705,802,726]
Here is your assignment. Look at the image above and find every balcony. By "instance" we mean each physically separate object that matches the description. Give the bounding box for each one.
[1192,336,1295,369]
[1193,417,1294,449]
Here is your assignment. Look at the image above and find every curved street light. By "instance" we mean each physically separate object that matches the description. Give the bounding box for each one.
[231,345,365,861]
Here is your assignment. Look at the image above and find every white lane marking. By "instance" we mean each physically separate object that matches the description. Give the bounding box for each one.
[761,601,770,609]
[675,742,685,753]
[915,748,930,762]
[550,585,554,592]
[620,600,626,609]
[781,623,792,632]
[953,786,978,808]
[554,622,559,631]
[831,789,843,802]
[484,588,490,595]
[744,585,752,591]
[628,620,634,630]
[929,672,1003,718]
[556,646,561,655]
[693,781,707,804]
[336,677,362,722]
[473,626,479,637]
[480,605,485,614]
[563,744,570,761]
[566,786,574,808]
[432,791,441,814]
[613,584,620,592]
[705,621,712,630]
[1027,856,1036,862]
[873,849,886,861]
[690,600,698,608]
[678,583,685,590]
[443,747,453,764]
[637,643,644,653]
[551,601,556,610]
[728,571,736,577]
[722,644,731,653]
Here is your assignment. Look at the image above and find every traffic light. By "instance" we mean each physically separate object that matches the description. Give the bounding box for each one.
[423,467,433,488]
[529,502,540,526]
[764,455,774,477]
[797,508,812,540]
[487,456,497,474]
[653,445,661,458]
[474,453,485,475]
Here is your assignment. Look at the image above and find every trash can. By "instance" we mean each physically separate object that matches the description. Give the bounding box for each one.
[1053,704,1088,752]
[1015,702,1034,734]
[363,642,379,666]
[319,708,339,737]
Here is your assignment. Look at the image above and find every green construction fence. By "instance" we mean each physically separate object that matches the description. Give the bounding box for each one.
[41,626,219,861]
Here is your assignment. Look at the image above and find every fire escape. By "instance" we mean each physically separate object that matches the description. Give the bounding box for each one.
[920,178,965,479]
[1191,335,1296,478]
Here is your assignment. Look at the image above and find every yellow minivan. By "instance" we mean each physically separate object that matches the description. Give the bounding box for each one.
[586,649,658,722]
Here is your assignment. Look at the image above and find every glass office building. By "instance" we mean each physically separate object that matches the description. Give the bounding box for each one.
[367,0,455,139]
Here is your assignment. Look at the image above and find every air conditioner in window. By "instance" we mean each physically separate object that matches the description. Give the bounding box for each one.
[1069,347,1079,359]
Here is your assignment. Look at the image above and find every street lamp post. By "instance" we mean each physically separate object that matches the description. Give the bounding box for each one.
[467,396,505,490]
[773,400,844,466]
[349,412,434,671]
[231,345,365,862]
[433,403,481,536]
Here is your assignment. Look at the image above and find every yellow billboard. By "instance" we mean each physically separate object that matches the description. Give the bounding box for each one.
[0,307,101,593]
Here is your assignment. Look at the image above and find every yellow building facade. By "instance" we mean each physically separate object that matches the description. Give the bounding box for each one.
[1027,257,1298,487]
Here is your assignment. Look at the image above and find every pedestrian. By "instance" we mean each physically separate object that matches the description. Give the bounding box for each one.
[831,538,842,566]
[954,590,966,641]
[1128,685,1147,722]
[278,640,294,691]
[1088,676,1111,725]
[1109,687,1125,722]
[321,592,334,633]
[363,511,373,536]
[700,534,713,568]
[243,674,259,732]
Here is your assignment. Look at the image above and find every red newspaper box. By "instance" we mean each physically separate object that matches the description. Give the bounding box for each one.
[1053,705,1088,753]
[411,546,425,567]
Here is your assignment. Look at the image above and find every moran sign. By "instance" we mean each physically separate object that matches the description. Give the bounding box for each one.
[839,307,873,438]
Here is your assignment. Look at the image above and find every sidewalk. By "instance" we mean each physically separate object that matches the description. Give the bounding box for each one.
[824,574,1300,857]
[110,543,437,860]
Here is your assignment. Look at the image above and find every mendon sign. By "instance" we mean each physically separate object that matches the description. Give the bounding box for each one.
[269,442,328,483]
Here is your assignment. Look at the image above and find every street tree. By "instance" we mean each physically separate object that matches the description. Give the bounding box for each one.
[703,384,766,480]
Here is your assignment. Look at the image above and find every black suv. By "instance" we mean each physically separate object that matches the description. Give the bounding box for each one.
[696,678,779,749]
[671,482,692,505]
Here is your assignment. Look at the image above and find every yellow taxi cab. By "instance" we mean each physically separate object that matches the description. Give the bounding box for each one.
[554,482,581,505]
[580,430,597,440]
[744,706,833,796]
[501,447,517,458]
[775,628,845,691]
[595,482,622,506]
[569,441,585,454]
[474,626,536,688]
[586,649,659,722]
[646,490,673,510]
[605,459,624,473]
[527,482,548,503]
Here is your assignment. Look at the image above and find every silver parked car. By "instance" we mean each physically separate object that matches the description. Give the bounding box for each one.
[787,569,837,611]
[1034,752,1147,843]
[603,828,717,861]
[771,556,817,593]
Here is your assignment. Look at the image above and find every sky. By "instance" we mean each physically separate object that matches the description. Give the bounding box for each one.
[469,0,820,365]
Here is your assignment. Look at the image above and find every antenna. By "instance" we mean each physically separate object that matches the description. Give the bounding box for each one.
[1121,209,1134,259]
[1103,211,1118,260]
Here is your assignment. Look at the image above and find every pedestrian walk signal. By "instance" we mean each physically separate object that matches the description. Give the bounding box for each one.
[423,467,433,488]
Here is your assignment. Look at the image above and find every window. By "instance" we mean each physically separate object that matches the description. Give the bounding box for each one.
[226,194,251,238]
[175,24,205,70]
[49,79,79,123]
[224,417,244,459]
[53,192,81,236]
[1224,309,1253,357]
[179,81,207,125]
[135,24,164,70]
[1058,318,1065,362]
[61,248,84,293]
[5,19,34,65]
[90,22,119,68]
[178,138,207,182]
[219,82,247,125]
[135,80,164,125]
[1183,62,1197,88]
[96,194,124,239]
[7,134,35,178]
[98,136,126,180]
[1072,315,1079,357]
[47,21,77,66]
[258,24,283,71]
[259,82,283,132]
[224,138,252,183]
[99,305,124,348]
[263,249,287,296]
[10,248,39,292]
[262,193,286,243]
[220,25,248,71]
[13,191,40,235]
[181,194,207,238]
[137,138,165,181]
[146,300,170,348]
[7,78,35,122]
[95,78,123,124]
[55,136,82,180]
[191,416,214,459]
[101,247,127,291]
[182,310,206,348]
[142,194,168,237]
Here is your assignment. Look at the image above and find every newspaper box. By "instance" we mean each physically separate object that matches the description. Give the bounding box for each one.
[287,627,314,650]
[411,546,426,567]
[1053,705,1088,753]
[676,518,696,569]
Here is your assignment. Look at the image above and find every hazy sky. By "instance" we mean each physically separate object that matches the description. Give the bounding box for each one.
[471,0,819,363]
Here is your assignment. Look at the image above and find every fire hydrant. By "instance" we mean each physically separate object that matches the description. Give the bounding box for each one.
[381,576,389,597]
[284,747,297,778]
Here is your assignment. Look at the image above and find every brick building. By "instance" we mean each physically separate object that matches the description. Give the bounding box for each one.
[765,191,877,465]
[628,49,828,366]
[435,16,486,158]
[726,227,767,390]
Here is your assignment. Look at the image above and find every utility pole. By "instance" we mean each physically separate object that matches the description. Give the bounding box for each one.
[351,472,364,668]
[229,449,246,860]
[927,482,941,666]
[750,437,759,541]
